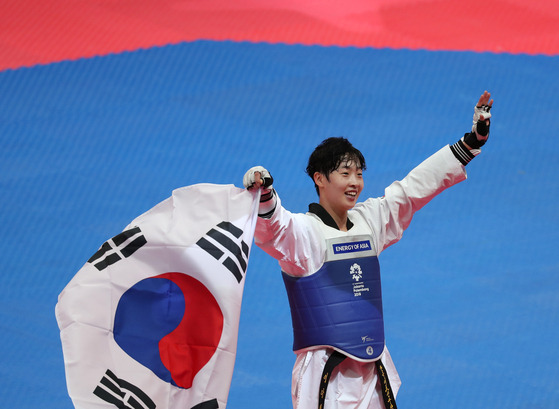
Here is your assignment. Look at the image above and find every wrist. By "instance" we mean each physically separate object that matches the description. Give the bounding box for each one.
[259,188,277,218]
[450,138,476,166]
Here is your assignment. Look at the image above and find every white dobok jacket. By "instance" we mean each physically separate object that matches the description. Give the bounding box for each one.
[254,145,470,409]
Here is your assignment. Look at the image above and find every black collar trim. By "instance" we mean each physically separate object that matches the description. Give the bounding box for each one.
[308,203,353,231]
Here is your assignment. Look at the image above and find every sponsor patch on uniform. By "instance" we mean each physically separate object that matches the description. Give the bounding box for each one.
[332,240,372,254]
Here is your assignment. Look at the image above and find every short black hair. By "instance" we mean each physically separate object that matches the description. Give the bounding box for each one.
[306,137,366,195]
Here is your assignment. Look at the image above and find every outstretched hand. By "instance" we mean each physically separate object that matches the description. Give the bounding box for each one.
[476,90,493,122]
[463,91,494,150]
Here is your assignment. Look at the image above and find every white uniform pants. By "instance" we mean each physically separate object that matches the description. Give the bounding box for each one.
[291,348,401,409]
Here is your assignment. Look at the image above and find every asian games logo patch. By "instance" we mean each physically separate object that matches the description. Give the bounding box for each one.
[350,262,370,297]
[350,263,362,281]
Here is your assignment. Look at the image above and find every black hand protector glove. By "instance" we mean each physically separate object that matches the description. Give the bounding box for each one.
[243,166,273,190]
[243,166,277,218]
[464,104,492,148]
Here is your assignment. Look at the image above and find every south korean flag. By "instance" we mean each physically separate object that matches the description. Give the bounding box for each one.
[56,184,260,409]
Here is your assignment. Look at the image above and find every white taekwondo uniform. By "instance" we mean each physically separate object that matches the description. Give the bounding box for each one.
[254,145,470,409]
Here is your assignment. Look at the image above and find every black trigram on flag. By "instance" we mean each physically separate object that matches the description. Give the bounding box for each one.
[196,221,249,283]
[88,227,147,271]
[93,369,155,409]
[191,399,219,409]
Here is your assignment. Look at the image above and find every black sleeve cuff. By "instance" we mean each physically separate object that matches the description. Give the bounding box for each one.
[258,188,277,219]
[450,138,475,166]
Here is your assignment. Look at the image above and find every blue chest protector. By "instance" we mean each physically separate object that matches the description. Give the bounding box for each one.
[282,235,385,361]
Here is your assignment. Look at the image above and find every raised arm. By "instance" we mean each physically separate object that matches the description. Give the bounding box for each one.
[358,91,495,253]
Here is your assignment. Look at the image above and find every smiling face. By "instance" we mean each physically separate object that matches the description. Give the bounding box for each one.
[306,137,367,230]
[314,156,364,224]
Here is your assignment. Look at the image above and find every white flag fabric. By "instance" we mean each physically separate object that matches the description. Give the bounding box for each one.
[56,184,260,409]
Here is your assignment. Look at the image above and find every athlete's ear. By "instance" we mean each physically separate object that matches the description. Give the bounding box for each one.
[313,172,325,188]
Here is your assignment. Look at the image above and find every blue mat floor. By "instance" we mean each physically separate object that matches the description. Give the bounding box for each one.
[1,41,558,408]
